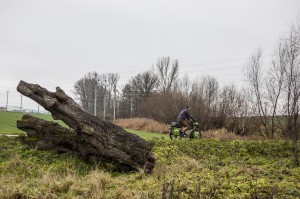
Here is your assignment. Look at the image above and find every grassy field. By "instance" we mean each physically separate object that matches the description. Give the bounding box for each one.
[1,111,299,198]
[0,111,29,135]
[125,129,169,140]
[0,111,67,135]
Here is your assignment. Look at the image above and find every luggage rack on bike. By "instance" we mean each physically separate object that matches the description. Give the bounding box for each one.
[169,121,202,140]
[170,122,181,128]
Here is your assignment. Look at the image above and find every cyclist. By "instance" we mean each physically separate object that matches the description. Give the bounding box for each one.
[177,106,195,136]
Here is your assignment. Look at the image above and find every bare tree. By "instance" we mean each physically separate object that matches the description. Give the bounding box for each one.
[119,84,134,118]
[218,85,238,130]
[243,48,272,137]
[119,69,159,118]
[265,41,286,138]
[281,24,300,165]
[186,76,219,130]
[130,70,160,117]
[73,71,100,114]
[138,92,176,123]
[188,78,206,128]
[170,74,192,114]
[243,20,300,164]
[156,57,179,93]
[235,89,254,135]
[130,69,159,98]
[106,73,120,118]
[202,76,219,128]
[178,74,192,102]
[73,72,120,119]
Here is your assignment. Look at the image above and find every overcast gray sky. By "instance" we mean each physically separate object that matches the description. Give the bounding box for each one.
[0,0,300,111]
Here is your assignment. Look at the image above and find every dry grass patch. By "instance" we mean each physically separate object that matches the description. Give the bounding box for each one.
[203,128,264,141]
[203,128,244,141]
[113,117,169,134]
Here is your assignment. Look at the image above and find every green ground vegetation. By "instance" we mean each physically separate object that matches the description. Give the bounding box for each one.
[1,111,299,198]
[126,129,169,140]
[0,136,299,198]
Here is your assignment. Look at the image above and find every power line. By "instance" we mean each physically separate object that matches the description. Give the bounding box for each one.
[181,58,248,68]
[180,54,273,68]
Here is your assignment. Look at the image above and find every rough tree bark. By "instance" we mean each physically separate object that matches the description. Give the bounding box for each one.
[16,80,155,173]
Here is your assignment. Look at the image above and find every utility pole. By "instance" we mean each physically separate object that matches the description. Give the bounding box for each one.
[6,90,9,111]
[20,94,23,112]
[94,73,99,116]
[117,91,120,117]
[130,98,133,118]
[113,85,116,120]
[103,77,107,120]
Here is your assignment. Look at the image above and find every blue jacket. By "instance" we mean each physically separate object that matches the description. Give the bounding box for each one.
[177,108,195,121]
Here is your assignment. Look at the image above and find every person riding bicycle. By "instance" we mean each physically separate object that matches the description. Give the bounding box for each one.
[177,106,196,136]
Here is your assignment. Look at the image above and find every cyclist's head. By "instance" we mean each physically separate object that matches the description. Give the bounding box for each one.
[186,106,190,110]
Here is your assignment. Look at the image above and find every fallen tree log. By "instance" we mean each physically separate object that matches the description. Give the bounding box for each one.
[16,80,155,173]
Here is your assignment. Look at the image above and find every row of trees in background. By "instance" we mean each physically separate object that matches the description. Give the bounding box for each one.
[73,20,299,159]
